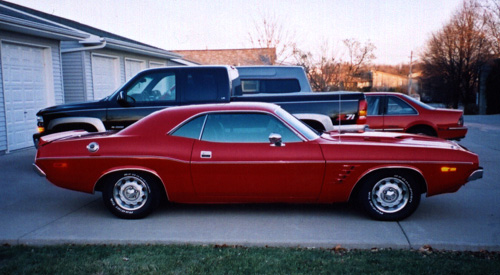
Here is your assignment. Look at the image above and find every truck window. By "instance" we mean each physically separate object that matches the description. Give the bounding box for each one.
[241,79,300,94]
[126,72,176,102]
[184,71,219,102]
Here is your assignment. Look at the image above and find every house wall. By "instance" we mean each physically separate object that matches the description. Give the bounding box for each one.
[61,43,174,102]
[372,71,408,90]
[0,30,63,152]
[62,51,86,102]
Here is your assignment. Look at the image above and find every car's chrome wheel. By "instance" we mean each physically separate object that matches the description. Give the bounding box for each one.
[102,172,160,219]
[370,177,410,214]
[358,171,421,221]
[113,175,149,211]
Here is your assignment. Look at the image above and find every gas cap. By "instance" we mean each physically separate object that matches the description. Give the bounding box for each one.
[87,142,99,153]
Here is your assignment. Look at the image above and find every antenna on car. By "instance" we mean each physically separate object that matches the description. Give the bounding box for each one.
[338,92,341,143]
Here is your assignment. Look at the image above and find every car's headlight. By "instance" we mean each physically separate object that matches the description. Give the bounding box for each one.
[37,116,45,133]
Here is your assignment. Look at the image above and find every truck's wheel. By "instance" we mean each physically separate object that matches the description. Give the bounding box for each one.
[358,170,421,221]
[102,171,160,219]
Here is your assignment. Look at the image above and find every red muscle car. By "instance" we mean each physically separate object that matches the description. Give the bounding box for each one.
[366,92,467,140]
[33,102,482,221]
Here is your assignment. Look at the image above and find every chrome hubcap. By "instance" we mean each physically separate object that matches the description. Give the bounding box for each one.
[113,176,148,211]
[371,177,409,213]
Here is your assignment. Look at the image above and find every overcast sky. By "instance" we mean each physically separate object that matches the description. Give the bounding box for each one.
[9,0,464,65]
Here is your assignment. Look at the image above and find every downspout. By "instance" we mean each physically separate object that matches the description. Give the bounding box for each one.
[61,40,107,53]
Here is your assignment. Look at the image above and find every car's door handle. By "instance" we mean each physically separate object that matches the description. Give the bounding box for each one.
[200,151,212,159]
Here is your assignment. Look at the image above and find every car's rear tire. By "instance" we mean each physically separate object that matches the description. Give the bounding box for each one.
[102,171,160,219]
[358,170,421,221]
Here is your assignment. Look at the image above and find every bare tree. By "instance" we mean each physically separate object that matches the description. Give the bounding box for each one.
[247,11,297,65]
[341,39,376,90]
[420,0,493,112]
[293,41,341,91]
[483,0,500,55]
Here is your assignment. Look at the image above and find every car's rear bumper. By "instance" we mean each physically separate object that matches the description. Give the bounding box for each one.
[467,167,483,182]
[33,163,46,177]
[438,126,468,140]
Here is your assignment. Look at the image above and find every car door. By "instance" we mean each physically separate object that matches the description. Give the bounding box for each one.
[366,95,385,130]
[189,112,325,200]
[382,95,418,132]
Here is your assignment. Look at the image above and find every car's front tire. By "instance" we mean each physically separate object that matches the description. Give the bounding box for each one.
[358,170,421,221]
[102,171,160,219]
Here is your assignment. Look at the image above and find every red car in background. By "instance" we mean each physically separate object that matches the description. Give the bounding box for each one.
[34,102,482,221]
[365,92,467,140]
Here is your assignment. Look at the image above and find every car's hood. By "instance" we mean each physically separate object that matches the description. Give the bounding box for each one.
[322,131,462,150]
[36,99,109,115]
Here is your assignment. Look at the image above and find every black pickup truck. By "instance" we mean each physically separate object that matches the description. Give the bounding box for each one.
[34,66,367,145]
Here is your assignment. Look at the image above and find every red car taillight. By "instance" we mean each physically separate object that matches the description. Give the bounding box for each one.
[358,99,367,124]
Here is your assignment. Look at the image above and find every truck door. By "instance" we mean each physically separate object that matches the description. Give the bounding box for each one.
[107,70,179,130]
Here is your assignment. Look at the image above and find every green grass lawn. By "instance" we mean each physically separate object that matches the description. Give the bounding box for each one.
[1,244,498,274]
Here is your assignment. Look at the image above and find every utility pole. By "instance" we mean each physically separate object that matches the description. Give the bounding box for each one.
[408,51,413,95]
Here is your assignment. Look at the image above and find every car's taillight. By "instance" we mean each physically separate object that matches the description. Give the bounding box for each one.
[358,99,367,124]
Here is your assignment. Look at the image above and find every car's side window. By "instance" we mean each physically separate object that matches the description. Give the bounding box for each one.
[171,115,206,139]
[126,72,176,102]
[367,96,382,116]
[201,113,302,143]
[386,96,417,115]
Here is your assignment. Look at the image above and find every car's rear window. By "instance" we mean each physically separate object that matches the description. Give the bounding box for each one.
[171,115,206,139]
[241,79,301,94]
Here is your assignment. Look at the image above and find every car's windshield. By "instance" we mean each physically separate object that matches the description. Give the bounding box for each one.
[275,108,319,140]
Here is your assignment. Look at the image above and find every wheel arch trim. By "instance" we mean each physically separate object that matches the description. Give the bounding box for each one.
[406,123,438,135]
[48,117,106,132]
[348,166,428,201]
[93,167,169,200]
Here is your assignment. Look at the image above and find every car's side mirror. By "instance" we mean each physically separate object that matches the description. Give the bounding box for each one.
[117,91,135,107]
[269,133,284,147]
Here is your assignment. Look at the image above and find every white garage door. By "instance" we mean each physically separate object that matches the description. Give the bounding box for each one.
[125,58,146,81]
[149,61,166,68]
[2,42,52,151]
[91,54,120,100]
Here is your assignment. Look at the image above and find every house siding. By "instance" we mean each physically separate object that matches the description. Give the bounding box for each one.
[0,37,4,152]
[0,30,63,152]
[61,51,86,102]
[66,48,177,101]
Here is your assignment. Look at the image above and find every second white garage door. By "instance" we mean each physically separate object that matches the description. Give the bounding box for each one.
[91,54,120,100]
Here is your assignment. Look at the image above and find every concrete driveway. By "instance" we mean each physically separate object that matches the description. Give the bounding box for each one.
[1,115,499,251]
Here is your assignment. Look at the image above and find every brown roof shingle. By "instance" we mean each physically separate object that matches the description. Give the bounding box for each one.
[173,48,276,65]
